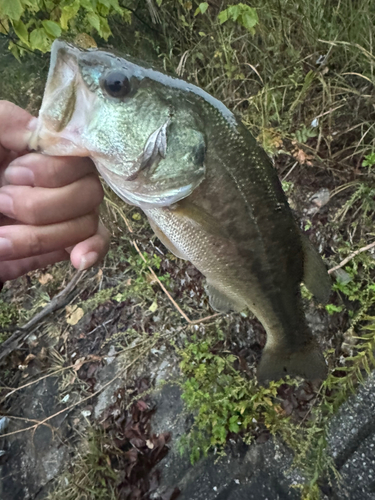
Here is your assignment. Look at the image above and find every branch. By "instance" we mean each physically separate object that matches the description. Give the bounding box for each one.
[328,241,375,274]
[0,271,85,362]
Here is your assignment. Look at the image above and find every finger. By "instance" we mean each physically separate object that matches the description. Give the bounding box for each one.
[0,213,98,261]
[4,154,96,188]
[0,174,104,225]
[70,220,111,270]
[0,250,69,282]
[0,101,36,161]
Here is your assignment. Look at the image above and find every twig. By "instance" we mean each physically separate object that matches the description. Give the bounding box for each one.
[0,271,85,362]
[106,198,222,325]
[328,241,375,274]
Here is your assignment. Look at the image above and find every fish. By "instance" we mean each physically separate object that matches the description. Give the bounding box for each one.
[30,40,331,382]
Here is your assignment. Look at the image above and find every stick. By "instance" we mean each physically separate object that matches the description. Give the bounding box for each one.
[328,241,375,274]
[0,271,85,362]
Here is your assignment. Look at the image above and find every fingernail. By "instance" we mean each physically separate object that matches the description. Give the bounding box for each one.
[27,117,38,131]
[0,237,13,259]
[4,166,35,186]
[79,251,99,270]
[0,194,14,218]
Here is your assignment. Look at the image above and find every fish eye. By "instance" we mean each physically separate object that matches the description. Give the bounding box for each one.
[103,71,131,98]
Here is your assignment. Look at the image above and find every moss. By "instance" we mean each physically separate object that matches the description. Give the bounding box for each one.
[0,299,19,343]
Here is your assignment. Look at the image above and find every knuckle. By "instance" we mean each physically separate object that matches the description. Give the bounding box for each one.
[89,175,104,203]
[82,212,99,237]
[26,229,44,256]
[80,174,104,208]
[0,100,15,117]
[22,196,40,224]
[46,160,63,188]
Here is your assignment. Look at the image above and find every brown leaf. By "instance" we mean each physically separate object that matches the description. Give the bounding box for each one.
[73,357,86,372]
[38,273,53,285]
[24,353,36,365]
[86,363,99,379]
[292,145,313,166]
[146,439,154,449]
[136,400,148,412]
[66,305,85,325]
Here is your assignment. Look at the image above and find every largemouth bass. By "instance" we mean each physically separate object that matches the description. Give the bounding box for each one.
[30,40,331,382]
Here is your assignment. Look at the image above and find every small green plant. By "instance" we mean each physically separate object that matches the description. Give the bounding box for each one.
[362,152,375,169]
[218,4,258,34]
[177,334,290,463]
[282,180,294,195]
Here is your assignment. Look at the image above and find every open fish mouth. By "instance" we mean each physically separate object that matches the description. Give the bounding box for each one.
[29,41,95,156]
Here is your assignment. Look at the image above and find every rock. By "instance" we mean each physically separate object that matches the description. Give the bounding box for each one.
[325,371,375,499]
[0,377,69,500]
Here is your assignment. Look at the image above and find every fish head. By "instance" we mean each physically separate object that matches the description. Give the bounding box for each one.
[31,40,207,207]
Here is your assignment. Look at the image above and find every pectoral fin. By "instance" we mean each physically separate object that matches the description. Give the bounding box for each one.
[301,233,331,304]
[148,218,187,260]
[171,200,226,239]
[206,282,245,314]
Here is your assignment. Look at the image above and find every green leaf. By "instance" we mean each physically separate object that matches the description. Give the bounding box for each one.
[99,15,112,39]
[60,0,80,30]
[29,27,51,52]
[42,20,61,38]
[0,0,23,21]
[86,11,101,32]
[12,19,29,45]
[218,4,258,34]
[218,9,228,24]
[194,2,208,16]
[8,40,21,61]
[99,0,121,12]
[80,0,95,10]
[240,9,258,32]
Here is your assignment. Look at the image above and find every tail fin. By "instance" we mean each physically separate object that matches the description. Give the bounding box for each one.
[257,343,328,384]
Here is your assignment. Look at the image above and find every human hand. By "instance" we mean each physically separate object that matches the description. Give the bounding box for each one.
[0,101,110,282]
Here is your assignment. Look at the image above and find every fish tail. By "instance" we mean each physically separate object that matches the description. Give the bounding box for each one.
[257,341,328,383]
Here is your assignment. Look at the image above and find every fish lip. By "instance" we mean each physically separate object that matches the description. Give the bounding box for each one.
[29,40,93,155]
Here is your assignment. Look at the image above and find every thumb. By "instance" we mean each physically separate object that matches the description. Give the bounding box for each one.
[0,101,37,156]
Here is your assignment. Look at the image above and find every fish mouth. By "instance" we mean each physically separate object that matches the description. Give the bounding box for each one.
[29,40,95,156]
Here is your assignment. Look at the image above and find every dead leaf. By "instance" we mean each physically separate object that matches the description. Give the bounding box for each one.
[292,142,313,166]
[73,357,86,371]
[146,273,158,285]
[146,439,154,449]
[66,305,85,325]
[24,353,36,365]
[38,273,53,285]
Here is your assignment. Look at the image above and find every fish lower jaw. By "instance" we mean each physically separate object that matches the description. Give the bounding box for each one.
[29,120,90,157]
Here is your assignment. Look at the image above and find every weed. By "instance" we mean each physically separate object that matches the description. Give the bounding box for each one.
[176,333,292,463]
[47,428,118,500]
[362,152,375,169]
[0,299,18,343]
